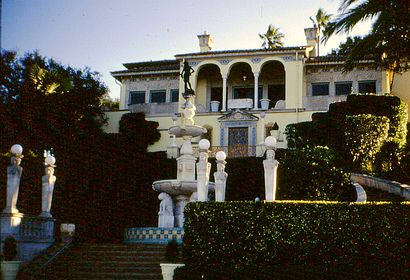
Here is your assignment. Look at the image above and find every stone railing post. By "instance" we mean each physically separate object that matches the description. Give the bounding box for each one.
[197,139,211,202]
[40,155,56,218]
[4,144,24,214]
[263,136,279,202]
[214,151,228,202]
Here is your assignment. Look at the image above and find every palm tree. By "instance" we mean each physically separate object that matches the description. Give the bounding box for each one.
[310,8,332,56]
[322,0,410,74]
[259,25,285,49]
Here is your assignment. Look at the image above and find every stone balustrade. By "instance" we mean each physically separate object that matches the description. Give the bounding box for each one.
[19,215,55,241]
[350,173,410,200]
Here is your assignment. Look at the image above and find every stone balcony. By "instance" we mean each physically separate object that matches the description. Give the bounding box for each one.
[129,102,179,115]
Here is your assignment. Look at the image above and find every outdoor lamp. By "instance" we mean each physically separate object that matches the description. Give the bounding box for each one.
[199,139,210,151]
[216,150,226,161]
[45,155,56,166]
[264,136,277,148]
[11,144,23,155]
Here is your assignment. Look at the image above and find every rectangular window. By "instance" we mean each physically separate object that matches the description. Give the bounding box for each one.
[335,82,352,96]
[150,90,166,103]
[170,89,179,102]
[358,80,376,94]
[312,83,329,96]
[129,91,145,105]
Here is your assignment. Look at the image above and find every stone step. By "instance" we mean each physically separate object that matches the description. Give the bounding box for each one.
[40,243,167,280]
[45,271,161,280]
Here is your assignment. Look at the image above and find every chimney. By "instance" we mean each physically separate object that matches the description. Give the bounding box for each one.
[304,27,319,57]
[197,31,213,52]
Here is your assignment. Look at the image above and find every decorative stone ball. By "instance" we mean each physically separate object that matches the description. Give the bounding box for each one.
[11,144,23,155]
[216,151,226,161]
[45,155,56,166]
[199,139,210,151]
[264,136,277,148]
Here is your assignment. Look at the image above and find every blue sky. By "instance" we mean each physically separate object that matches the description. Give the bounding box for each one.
[2,0,371,99]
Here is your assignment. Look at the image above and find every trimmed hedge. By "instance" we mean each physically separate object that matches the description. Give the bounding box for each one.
[182,201,410,278]
[278,146,351,201]
[345,114,390,173]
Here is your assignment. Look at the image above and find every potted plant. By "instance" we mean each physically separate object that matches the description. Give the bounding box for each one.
[270,122,280,139]
[160,240,185,280]
[1,236,22,280]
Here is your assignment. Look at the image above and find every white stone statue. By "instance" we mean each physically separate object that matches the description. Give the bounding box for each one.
[196,151,211,202]
[158,192,174,227]
[263,137,279,202]
[4,155,23,214]
[40,164,56,217]
[214,151,228,202]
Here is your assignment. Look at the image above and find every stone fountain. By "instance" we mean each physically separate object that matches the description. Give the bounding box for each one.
[124,71,214,244]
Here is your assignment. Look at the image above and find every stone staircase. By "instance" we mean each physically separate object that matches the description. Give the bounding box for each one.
[19,243,169,280]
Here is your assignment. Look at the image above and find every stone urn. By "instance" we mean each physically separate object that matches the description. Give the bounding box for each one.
[260,98,270,110]
[160,263,185,280]
[1,261,22,280]
[210,100,220,112]
[1,236,21,280]
[60,223,76,243]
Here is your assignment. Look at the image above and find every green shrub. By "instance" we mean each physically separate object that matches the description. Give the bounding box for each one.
[346,95,407,145]
[285,95,408,165]
[183,201,410,277]
[374,139,403,178]
[345,114,389,173]
[278,146,351,201]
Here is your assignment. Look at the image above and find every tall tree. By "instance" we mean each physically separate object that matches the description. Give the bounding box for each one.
[0,50,108,153]
[322,0,410,74]
[310,8,332,56]
[259,25,285,49]
[330,36,364,56]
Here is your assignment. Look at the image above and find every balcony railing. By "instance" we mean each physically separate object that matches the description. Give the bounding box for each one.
[193,145,256,158]
[129,102,179,115]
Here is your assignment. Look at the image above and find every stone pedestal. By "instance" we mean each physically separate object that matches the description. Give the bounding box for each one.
[263,149,279,202]
[0,213,24,239]
[176,154,196,182]
[214,161,228,202]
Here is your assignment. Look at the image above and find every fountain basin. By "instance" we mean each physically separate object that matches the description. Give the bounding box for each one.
[169,125,206,138]
[152,179,215,196]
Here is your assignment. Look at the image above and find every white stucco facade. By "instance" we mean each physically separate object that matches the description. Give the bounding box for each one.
[107,33,409,156]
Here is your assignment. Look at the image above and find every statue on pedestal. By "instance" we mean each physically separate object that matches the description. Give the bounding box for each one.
[40,156,56,218]
[4,152,23,214]
[180,60,195,97]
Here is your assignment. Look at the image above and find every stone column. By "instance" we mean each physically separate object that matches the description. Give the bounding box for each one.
[214,151,228,202]
[4,145,24,214]
[197,139,211,202]
[263,136,279,201]
[253,72,259,110]
[222,75,227,111]
[174,195,189,227]
[40,156,56,218]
